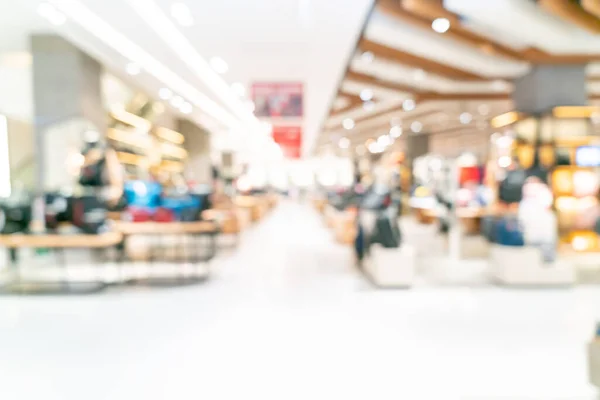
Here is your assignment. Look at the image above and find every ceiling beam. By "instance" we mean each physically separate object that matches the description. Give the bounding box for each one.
[346,70,418,94]
[583,0,600,19]
[358,38,486,81]
[331,91,364,116]
[539,0,600,35]
[416,92,511,102]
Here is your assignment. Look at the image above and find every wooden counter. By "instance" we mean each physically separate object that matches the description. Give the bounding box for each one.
[112,221,218,235]
[0,231,123,248]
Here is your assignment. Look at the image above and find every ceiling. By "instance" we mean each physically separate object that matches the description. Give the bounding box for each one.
[318,0,600,156]
[4,0,374,158]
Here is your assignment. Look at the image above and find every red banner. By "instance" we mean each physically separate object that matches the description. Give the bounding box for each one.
[272,125,302,159]
[251,82,303,118]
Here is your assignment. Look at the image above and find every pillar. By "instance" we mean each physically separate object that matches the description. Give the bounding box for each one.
[31,34,106,192]
[512,65,587,114]
[177,119,211,184]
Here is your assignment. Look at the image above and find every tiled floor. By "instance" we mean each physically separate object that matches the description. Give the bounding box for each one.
[0,201,599,399]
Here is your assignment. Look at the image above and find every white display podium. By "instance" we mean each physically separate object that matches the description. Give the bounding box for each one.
[364,244,415,288]
[490,244,576,286]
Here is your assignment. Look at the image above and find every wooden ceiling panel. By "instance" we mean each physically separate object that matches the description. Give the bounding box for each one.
[539,0,600,34]
[583,0,600,19]
[346,70,418,94]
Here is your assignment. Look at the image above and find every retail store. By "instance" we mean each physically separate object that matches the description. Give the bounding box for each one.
[4,0,600,398]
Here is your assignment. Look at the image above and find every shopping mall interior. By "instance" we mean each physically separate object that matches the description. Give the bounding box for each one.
[6,0,600,398]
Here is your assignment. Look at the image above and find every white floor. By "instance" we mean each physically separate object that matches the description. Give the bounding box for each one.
[0,201,599,399]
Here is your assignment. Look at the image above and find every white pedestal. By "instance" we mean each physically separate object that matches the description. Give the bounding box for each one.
[365,244,415,288]
[490,244,576,286]
[588,339,600,389]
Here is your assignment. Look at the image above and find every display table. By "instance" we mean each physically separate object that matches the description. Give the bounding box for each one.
[456,208,484,236]
[364,244,415,288]
[113,221,218,285]
[412,207,436,224]
[0,231,123,294]
[489,244,576,286]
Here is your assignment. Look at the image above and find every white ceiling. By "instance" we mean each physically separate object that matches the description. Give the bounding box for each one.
[3,0,374,157]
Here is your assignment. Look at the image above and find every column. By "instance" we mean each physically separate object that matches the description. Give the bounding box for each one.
[31,34,106,192]
[177,119,212,184]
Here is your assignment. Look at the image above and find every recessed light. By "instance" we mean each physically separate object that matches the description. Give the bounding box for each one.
[170,96,184,108]
[363,101,376,111]
[170,2,194,27]
[403,99,416,111]
[413,69,426,81]
[390,126,403,138]
[37,3,66,26]
[432,18,450,33]
[411,121,423,133]
[368,141,383,154]
[126,62,141,76]
[478,104,490,116]
[360,88,374,102]
[343,118,355,130]
[209,57,229,74]
[180,102,193,114]
[361,51,374,63]
[339,137,350,149]
[377,134,391,147]
[459,112,473,124]
[231,82,246,97]
[159,88,173,100]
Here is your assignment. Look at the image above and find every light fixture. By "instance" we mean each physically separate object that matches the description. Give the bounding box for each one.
[339,137,350,149]
[170,2,194,27]
[37,3,67,26]
[209,57,229,74]
[403,99,416,111]
[363,101,376,111]
[459,112,473,125]
[431,17,450,33]
[478,104,490,116]
[170,96,184,108]
[361,51,374,63]
[179,102,193,114]
[360,88,374,102]
[413,69,426,81]
[390,126,403,138]
[377,134,391,147]
[159,88,173,100]
[126,62,141,76]
[492,80,506,91]
[342,118,355,130]
[368,141,382,154]
[231,82,246,97]
[411,121,423,133]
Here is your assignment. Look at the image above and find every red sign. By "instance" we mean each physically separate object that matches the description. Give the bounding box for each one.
[272,126,302,159]
[251,82,303,118]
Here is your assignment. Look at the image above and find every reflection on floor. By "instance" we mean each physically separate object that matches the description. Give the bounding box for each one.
[0,201,598,399]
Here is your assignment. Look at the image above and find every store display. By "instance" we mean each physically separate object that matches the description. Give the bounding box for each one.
[0,191,32,234]
[495,216,524,247]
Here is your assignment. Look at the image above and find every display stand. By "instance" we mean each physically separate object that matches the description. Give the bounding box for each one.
[364,244,415,288]
[489,244,575,286]
[113,221,218,286]
[0,231,123,294]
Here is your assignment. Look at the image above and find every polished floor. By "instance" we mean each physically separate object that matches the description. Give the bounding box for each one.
[0,201,599,399]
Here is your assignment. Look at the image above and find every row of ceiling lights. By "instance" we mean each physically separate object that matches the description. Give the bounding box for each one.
[39,2,255,121]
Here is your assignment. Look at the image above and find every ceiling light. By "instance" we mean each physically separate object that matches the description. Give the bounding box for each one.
[159,88,173,100]
[37,3,67,26]
[492,80,506,91]
[403,99,416,111]
[209,57,229,74]
[342,118,355,130]
[170,96,184,108]
[378,134,391,147]
[459,112,473,124]
[126,62,141,76]
[432,17,450,33]
[231,82,246,97]
[361,51,374,63]
[368,141,383,154]
[339,137,350,149]
[170,2,194,27]
[413,69,426,81]
[363,101,376,111]
[390,126,403,138]
[179,102,193,114]
[411,121,423,133]
[478,104,490,116]
[360,88,374,102]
